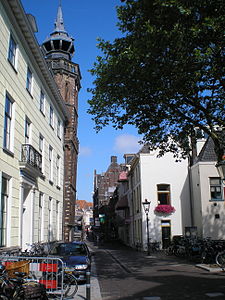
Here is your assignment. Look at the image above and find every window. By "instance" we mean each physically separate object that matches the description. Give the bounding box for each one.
[39,134,45,174]
[49,146,53,182]
[56,155,61,187]
[3,95,13,151]
[49,106,54,128]
[56,201,59,239]
[48,197,52,241]
[210,178,223,200]
[157,184,170,205]
[39,134,44,153]
[57,118,61,139]
[38,192,43,242]
[8,35,17,68]
[0,176,9,246]
[25,117,31,144]
[26,67,32,93]
[40,91,45,114]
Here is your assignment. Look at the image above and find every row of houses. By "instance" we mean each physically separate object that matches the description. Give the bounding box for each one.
[0,0,80,249]
[93,136,225,249]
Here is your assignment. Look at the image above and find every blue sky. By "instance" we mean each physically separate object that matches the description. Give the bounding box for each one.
[21,0,141,202]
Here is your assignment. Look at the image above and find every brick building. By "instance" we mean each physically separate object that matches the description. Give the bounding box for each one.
[93,156,124,226]
[41,4,81,241]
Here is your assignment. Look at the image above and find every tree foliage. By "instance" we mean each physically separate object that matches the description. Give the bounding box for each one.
[88,0,225,161]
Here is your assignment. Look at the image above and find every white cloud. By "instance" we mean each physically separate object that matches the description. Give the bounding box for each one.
[79,146,92,156]
[113,134,141,154]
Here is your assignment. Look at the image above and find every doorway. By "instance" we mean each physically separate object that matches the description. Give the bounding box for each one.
[161,220,171,249]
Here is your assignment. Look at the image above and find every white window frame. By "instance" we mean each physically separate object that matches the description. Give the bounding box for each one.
[57,118,61,139]
[209,178,223,201]
[38,192,43,242]
[157,184,171,205]
[49,106,54,128]
[0,175,9,247]
[39,134,45,174]
[8,35,17,69]
[26,67,33,94]
[56,155,61,188]
[3,94,14,152]
[48,197,52,242]
[49,145,53,182]
[40,90,45,114]
[25,117,31,144]
[56,200,59,239]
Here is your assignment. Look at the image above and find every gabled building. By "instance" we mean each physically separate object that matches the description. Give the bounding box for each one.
[115,145,191,249]
[0,0,69,248]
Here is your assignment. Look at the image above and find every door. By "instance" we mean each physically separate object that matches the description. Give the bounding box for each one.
[161,220,171,249]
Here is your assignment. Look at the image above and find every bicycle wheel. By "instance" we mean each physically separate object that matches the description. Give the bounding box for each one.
[0,296,9,300]
[216,251,225,268]
[63,273,78,298]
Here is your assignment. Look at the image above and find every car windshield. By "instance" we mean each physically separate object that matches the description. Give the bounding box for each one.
[50,243,87,256]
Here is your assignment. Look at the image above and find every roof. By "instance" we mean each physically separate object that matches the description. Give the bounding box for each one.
[76,200,93,210]
[197,137,217,162]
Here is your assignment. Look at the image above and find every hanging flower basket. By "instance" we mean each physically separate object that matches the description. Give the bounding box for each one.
[154,204,175,215]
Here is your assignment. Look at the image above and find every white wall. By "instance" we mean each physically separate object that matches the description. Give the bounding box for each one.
[0,1,65,247]
[191,161,225,239]
[139,151,191,246]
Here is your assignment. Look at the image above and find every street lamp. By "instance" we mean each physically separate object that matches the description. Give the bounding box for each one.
[142,199,151,256]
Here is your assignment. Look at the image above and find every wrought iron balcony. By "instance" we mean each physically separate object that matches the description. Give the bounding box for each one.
[20,144,42,174]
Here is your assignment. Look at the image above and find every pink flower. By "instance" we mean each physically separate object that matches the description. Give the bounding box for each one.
[154,204,175,214]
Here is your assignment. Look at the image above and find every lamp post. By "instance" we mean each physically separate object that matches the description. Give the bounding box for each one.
[142,199,151,256]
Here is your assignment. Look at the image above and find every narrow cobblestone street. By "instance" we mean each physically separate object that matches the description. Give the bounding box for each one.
[83,240,225,300]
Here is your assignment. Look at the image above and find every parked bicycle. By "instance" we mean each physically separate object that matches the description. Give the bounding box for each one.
[216,250,225,269]
[0,262,48,299]
[165,236,225,264]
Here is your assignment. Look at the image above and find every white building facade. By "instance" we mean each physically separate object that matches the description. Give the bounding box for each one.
[0,0,69,249]
[120,146,192,249]
[190,137,225,239]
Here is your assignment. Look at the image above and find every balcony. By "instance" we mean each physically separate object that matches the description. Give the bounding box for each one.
[19,144,42,178]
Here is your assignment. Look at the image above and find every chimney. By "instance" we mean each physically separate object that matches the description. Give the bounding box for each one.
[111,156,117,163]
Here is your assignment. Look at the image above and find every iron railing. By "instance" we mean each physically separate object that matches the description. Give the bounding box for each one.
[21,144,42,172]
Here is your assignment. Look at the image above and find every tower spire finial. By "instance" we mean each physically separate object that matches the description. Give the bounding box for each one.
[55,0,65,32]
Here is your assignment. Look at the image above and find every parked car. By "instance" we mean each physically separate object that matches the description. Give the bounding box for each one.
[48,241,93,282]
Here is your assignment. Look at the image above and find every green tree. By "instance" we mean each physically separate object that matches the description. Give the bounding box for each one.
[88,0,225,161]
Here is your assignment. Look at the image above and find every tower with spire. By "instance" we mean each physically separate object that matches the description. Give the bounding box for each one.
[42,2,81,241]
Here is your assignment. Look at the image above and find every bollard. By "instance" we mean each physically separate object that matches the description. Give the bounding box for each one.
[86,271,91,300]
